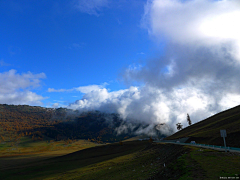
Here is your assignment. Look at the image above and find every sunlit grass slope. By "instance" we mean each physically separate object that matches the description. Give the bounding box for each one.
[0,141,186,180]
[0,137,97,156]
[166,105,240,147]
[0,137,98,170]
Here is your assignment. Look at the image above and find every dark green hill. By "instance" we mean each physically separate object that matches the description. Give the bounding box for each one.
[166,105,240,147]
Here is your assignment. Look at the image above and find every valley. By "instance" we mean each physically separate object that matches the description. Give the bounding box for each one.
[0,104,240,179]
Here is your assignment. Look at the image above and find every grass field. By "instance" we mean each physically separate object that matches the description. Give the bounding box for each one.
[0,141,184,180]
[189,147,240,179]
[0,137,99,171]
[157,145,240,180]
[1,140,239,180]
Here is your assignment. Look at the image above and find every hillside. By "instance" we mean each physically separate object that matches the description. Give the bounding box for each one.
[1,140,239,180]
[166,105,240,147]
[0,104,165,144]
[0,141,191,179]
[1,104,240,179]
[0,104,131,143]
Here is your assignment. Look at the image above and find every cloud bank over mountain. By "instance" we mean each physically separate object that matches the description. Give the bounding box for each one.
[68,0,240,133]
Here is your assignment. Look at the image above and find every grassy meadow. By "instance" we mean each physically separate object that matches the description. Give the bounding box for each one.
[160,146,240,180]
[0,141,184,180]
[1,140,239,180]
[0,137,99,171]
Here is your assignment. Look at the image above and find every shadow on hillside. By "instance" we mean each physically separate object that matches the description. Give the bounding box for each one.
[0,141,150,179]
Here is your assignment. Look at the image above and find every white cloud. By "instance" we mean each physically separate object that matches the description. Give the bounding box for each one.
[142,0,240,61]
[68,0,240,135]
[48,88,71,92]
[48,83,107,93]
[0,91,44,105]
[68,85,234,132]
[73,0,109,16]
[0,59,10,66]
[75,84,106,93]
[0,69,46,105]
[0,69,46,94]
[52,103,59,108]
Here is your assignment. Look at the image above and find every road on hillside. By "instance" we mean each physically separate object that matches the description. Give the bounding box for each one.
[154,141,240,153]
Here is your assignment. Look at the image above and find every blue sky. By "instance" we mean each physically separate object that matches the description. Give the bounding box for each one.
[1,0,240,130]
[0,0,161,107]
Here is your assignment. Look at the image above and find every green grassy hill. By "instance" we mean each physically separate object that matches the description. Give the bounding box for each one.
[166,105,240,147]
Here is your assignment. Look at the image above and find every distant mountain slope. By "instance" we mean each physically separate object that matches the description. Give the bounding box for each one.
[0,104,166,143]
[166,105,240,147]
[0,104,132,143]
